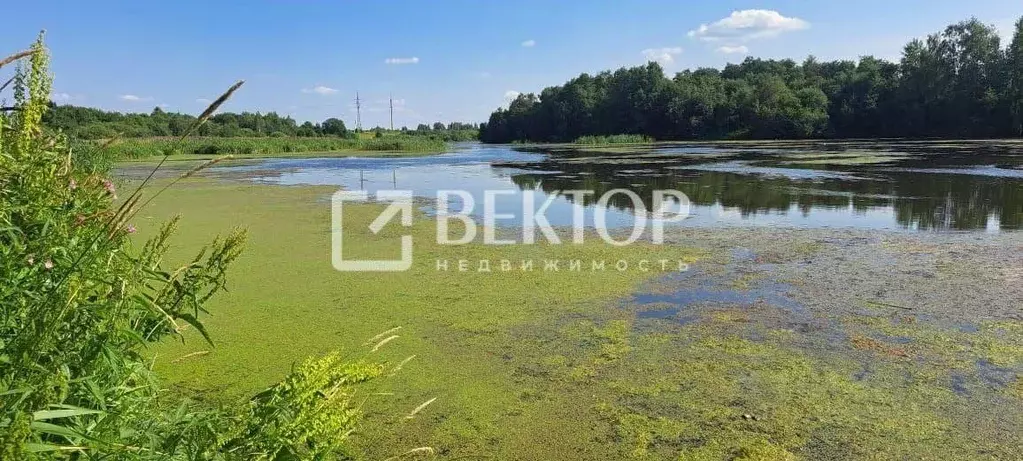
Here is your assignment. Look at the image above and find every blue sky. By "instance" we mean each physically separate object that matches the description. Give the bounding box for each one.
[3,1,1021,127]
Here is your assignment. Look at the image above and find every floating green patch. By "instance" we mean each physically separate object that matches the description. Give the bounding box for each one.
[137,178,698,458]
[582,309,1020,459]
[134,177,1021,459]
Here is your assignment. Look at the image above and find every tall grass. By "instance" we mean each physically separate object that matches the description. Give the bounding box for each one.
[1,35,413,459]
[75,135,448,160]
[574,134,654,145]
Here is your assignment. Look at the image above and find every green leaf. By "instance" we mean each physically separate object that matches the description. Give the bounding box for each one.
[177,312,215,346]
[33,406,104,421]
[30,420,84,439]
[25,442,87,453]
[83,379,108,411]
[0,387,30,396]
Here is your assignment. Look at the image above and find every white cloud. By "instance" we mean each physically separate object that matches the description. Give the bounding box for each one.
[688,10,809,42]
[51,92,72,101]
[196,98,211,104]
[384,57,420,65]
[504,90,521,101]
[119,94,152,102]
[474,71,492,78]
[521,39,536,47]
[157,103,169,109]
[641,47,683,65]
[301,85,339,95]
[716,45,750,54]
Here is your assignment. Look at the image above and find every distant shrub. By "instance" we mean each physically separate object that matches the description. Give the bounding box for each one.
[74,135,448,160]
[574,134,654,145]
[74,123,118,139]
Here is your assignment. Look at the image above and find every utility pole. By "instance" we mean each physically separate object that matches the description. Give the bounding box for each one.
[389,93,394,131]
[355,91,362,131]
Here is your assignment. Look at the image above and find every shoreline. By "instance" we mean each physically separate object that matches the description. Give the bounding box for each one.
[114,147,449,163]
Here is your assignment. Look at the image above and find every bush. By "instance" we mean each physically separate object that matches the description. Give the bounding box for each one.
[574,134,654,145]
[1,35,391,459]
[74,123,118,139]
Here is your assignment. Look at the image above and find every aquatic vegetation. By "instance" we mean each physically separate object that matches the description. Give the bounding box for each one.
[730,270,766,290]
[844,312,1023,372]
[138,175,1022,458]
[849,334,910,358]
[778,152,909,166]
[134,177,701,457]
[582,308,1021,459]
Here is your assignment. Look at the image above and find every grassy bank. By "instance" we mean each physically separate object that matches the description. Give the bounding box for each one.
[133,178,1022,459]
[78,135,449,161]
[115,148,438,167]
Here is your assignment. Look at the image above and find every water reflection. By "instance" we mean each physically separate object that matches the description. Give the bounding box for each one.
[217,141,1023,232]
[500,141,1023,231]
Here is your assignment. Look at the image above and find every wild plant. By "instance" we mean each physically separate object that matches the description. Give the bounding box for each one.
[0,34,412,460]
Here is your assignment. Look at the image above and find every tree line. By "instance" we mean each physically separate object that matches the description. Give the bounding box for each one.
[394,121,480,141]
[480,17,1023,143]
[43,104,350,138]
[43,103,479,140]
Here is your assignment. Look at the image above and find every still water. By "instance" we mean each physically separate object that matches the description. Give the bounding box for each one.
[215,141,1023,232]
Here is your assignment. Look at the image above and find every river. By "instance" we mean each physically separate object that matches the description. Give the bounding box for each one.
[215,140,1023,232]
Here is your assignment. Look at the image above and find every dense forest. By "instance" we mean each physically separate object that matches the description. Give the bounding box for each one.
[480,18,1023,143]
[43,103,478,141]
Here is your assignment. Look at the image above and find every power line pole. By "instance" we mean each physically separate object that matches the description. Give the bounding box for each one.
[355,91,362,131]
[389,93,394,131]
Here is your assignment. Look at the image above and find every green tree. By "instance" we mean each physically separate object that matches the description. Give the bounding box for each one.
[320,117,347,136]
[1008,18,1023,136]
[479,15,1023,143]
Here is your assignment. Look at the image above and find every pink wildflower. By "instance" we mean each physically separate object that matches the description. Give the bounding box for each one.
[103,179,116,195]
[125,224,137,234]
